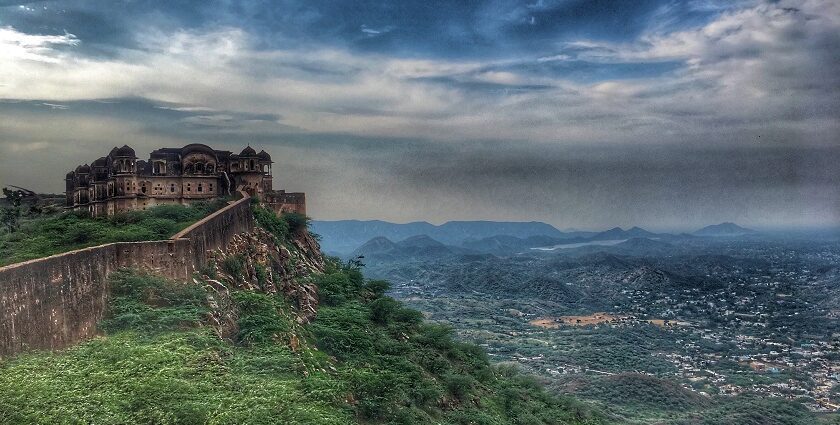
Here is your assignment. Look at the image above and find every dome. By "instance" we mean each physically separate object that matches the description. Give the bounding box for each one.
[75,164,91,174]
[114,145,136,157]
[240,145,257,156]
[181,143,217,157]
[135,160,148,174]
[257,150,271,161]
[65,171,76,179]
[91,157,107,167]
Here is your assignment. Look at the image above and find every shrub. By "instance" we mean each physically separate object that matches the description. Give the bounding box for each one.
[370,297,401,324]
[233,292,292,345]
[282,212,309,234]
[365,280,391,297]
[416,324,455,351]
[445,373,476,401]
[315,271,364,306]
[255,265,269,288]
[221,255,246,278]
[200,259,218,279]
[252,200,289,241]
[100,269,208,334]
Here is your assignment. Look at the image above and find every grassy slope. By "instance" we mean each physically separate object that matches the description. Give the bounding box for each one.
[0,200,229,266]
[0,208,605,424]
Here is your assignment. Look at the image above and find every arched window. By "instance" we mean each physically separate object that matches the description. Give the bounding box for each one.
[195,163,205,174]
[250,160,255,170]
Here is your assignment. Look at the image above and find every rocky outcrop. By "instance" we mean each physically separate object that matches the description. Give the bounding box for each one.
[201,226,325,341]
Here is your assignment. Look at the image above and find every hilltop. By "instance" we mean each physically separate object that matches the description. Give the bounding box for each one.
[693,222,756,236]
[311,220,569,254]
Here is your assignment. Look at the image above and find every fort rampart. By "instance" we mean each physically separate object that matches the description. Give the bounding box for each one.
[0,194,253,357]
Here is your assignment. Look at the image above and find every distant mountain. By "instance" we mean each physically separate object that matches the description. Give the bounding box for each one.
[615,237,674,250]
[311,220,435,254]
[589,227,658,241]
[693,222,756,236]
[611,238,675,255]
[351,235,461,262]
[397,235,447,249]
[462,235,556,255]
[352,236,399,256]
[311,220,568,254]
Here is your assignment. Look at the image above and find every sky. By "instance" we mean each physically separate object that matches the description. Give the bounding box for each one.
[0,0,838,231]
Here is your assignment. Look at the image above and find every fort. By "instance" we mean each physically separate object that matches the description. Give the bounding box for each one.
[0,144,313,358]
[65,143,305,216]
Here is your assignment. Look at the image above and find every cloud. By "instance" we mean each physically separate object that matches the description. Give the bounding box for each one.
[41,102,69,110]
[0,0,837,228]
[0,26,78,63]
[2,0,835,147]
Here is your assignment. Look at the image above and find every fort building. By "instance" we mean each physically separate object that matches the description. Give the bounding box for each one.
[65,143,305,217]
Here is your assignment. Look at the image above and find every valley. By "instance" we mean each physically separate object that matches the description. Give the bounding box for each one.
[318,221,840,424]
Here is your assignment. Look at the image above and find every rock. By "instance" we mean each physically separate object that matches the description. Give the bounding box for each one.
[200,225,325,329]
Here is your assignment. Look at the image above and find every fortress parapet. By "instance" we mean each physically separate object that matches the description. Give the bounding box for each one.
[264,190,306,216]
[65,144,304,217]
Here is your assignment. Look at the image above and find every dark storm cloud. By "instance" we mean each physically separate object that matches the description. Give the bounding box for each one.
[1,0,838,229]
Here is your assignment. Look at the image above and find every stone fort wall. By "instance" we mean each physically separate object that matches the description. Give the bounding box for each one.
[0,194,254,358]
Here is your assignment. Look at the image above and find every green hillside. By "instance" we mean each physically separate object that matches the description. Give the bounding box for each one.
[0,265,603,424]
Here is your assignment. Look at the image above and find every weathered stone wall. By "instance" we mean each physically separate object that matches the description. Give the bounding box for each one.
[265,190,306,215]
[0,245,118,356]
[172,195,254,269]
[0,194,254,358]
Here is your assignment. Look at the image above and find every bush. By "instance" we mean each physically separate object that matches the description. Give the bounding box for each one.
[233,292,292,345]
[365,280,391,297]
[221,255,246,278]
[100,269,208,334]
[315,269,365,306]
[255,265,269,288]
[282,212,309,234]
[252,200,289,241]
[370,297,401,324]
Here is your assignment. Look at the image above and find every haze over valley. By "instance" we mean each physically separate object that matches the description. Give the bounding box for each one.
[317,219,840,422]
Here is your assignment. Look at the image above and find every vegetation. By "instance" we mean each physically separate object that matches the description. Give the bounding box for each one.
[0,254,603,424]
[308,260,604,423]
[250,198,310,242]
[0,188,24,233]
[0,200,228,266]
[372,251,840,425]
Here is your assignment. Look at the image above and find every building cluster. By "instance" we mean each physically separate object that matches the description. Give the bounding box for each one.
[65,143,305,216]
